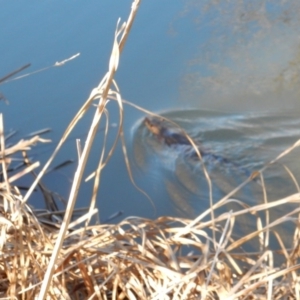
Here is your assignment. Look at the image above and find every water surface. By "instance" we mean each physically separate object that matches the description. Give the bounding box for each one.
[1,1,300,227]
[132,109,300,216]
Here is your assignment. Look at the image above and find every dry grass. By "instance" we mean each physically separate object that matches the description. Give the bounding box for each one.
[1,0,300,299]
[1,139,300,299]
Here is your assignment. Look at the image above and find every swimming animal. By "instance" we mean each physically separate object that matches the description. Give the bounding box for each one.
[144,116,253,178]
[144,116,192,146]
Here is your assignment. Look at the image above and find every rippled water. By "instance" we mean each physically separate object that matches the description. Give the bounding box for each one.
[2,0,300,228]
[132,109,300,245]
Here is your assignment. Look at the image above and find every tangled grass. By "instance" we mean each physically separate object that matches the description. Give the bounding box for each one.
[1,134,300,299]
[1,0,300,299]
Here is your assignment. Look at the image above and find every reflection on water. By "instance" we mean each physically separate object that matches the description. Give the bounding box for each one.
[172,0,300,109]
[132,109,300,248]
[179,1,300,111]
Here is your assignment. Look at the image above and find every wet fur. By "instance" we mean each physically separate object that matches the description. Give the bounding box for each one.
[143,116,253,178]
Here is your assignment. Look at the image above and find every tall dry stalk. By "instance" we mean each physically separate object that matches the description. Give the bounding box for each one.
[37,1,142,299]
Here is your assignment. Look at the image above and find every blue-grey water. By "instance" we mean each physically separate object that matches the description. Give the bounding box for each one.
[1,0,300,233]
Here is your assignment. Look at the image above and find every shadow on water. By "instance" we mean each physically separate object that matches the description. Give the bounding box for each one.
[132,108,300,251]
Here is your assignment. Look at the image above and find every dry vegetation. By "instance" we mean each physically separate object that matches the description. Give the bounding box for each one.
[1,0,300,299]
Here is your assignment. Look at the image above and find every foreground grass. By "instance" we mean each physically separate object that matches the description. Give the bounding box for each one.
[1,142,300,299]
